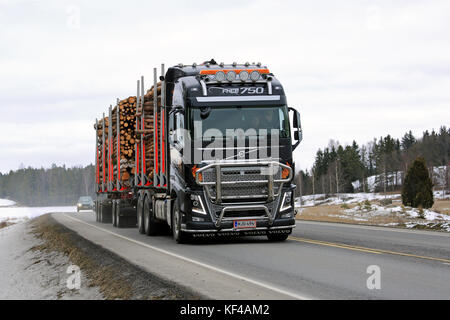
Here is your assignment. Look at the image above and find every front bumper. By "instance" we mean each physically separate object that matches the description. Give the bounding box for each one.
[181,217,295,235]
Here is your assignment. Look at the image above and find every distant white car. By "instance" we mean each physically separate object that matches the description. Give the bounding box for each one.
[76,196,94,212]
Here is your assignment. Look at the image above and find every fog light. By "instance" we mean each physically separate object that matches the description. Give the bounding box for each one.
[281,212,292,218]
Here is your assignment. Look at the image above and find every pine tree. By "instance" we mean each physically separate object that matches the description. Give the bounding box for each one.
[401,157,434,208]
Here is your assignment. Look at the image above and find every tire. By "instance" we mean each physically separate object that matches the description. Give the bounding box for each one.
[172,201,188,243]
[100,201,112,223]
[267,233,289,242]
[143,196,158,236]
[116,200,126,228]
[99,202,103,222]
[137,196,145,234]
[112,201,117,227]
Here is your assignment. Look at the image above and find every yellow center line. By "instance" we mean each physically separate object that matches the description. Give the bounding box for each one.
[288,236,450,263]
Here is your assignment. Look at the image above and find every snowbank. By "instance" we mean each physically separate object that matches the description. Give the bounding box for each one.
[0,199,16,207]
[295,192,400,207]
[0,205,77,224]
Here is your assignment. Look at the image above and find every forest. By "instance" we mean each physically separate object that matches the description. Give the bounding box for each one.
[0,164,95,206]
[295,126,450,197]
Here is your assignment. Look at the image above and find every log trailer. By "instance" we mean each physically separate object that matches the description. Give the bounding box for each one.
[94,60,303,242]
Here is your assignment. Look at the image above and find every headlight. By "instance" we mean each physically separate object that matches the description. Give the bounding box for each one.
[190,194,206,215]
[239,70,249,81]
[226,70,237,82]
[250,70,260,81]
[280,191,292,212]
[215,71,226,82]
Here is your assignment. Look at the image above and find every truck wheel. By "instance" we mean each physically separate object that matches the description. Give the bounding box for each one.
[267,233,289,242]
[172,201,188,243]
[137,196,145,234]
[99,202,103,222]
[143,196,158,236]
[112,201,117,227]
[100,202,112,223]
[116,200,126,228]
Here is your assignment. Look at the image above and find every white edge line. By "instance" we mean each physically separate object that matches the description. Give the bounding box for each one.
[60,213,312,300]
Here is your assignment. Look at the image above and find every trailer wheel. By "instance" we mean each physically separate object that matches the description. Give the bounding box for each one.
[112,200,117,227]
[95,201,99,221]
[99,202,103,222]
[116,200,126,228]
[172,201,188,244]
[137,196,145,234]
[143,196,158,236]
[267,233,289,242]
[100,201,112,223]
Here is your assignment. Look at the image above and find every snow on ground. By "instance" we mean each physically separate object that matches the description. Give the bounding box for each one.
[295,192,450,232]
[352,166,448,192]
[0,221,103,299]
[0,199,16,207]
[0,200,77,224]
[295,192,401,207]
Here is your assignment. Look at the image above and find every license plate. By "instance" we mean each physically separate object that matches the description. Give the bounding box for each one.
[233,220,257,229]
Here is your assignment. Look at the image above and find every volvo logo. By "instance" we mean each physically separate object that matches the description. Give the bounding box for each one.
[238,150,245,158]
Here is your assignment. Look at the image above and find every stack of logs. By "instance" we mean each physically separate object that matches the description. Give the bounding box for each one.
[135,82,162,180]
[95,82,163,189]
[95,96,137,186]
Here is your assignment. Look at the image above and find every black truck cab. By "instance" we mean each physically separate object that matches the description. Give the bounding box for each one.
[164,61,302,240]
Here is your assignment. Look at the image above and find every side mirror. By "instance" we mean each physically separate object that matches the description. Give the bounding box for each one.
[289,107,303,150]
[293,111,301,128]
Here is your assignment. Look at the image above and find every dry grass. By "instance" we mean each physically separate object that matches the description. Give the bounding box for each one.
[431,200,450,215]
[0,220,15,229]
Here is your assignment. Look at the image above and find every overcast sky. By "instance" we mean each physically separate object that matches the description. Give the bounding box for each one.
[0,0,449,173]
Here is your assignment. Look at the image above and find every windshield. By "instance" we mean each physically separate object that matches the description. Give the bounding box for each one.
[78,196,93,203]
[189,105,290,140]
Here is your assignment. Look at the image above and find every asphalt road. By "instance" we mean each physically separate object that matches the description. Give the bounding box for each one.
[53,212,450,300]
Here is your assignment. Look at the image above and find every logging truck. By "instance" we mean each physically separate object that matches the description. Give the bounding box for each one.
[94,60,303,242]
